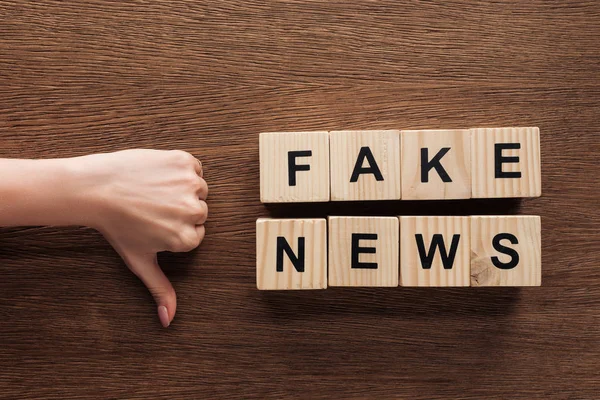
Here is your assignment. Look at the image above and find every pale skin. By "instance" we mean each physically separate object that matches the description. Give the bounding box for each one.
[0,149,208,328]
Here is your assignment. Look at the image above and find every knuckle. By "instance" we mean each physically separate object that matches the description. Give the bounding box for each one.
[171,150,195,166]
[150,285,176,306]
[194,201,208,222]
[188,172,202,187]
[166,233,183,252]
[196,225,206,243]
[198,178,208,197]
[176,230,201,252]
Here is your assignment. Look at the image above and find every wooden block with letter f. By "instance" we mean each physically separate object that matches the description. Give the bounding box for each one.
[400,216,471,286]
[256,218,327,290]
[471,216,541,286]
[259,131,330,203]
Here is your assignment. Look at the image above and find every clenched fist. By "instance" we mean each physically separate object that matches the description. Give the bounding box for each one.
[0,149,209,328]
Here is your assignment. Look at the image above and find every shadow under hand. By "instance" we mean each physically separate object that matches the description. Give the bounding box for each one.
[158,249,199,280]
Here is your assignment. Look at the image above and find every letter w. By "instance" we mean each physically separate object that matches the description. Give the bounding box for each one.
[415,234,460,269]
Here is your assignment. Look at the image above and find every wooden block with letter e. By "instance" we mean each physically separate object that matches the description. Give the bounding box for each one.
[256,218,327,290]
[471,216,541,286]
[400,216,471,286]
[328,216,399,287]
[401,129,471,200]
[259,131,330,203]
[471,127,541,198]
[329,130,401,201]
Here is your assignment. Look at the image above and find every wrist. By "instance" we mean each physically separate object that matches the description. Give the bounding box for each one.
[61,155,109,230]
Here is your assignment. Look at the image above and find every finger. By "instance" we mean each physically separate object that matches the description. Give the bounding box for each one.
[196,224,206,244]
[197,177,208,200]
[194,158,203,177]
[123,251,177,328]
[196,200,208,225]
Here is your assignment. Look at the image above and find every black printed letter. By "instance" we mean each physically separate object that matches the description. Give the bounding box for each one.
[350,147,384,182]
[494,143,521,179]
[288,150,312,186]
[415,234,460,269]
[276,237,305,272]
[421,147,452,183]
[491,233,519,270]
[351,233,378,269]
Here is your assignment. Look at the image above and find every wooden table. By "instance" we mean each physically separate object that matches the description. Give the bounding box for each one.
[1,1,598,398]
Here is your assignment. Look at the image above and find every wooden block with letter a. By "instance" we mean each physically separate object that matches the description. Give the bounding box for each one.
[401,129,471,200]
[471,127,541,198]
[259,131,330,203]
[328,216,399,287]
[329,130,401,201]
[471,216,541,286]
[400,216,471,286]
[256,218,327,290]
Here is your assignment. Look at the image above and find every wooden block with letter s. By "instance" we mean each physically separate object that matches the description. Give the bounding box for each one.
[256,218,327,290]
[470,215,541,286]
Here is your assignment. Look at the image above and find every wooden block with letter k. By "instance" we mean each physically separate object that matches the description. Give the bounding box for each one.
[401,129,471,200]
[256,218,327,290]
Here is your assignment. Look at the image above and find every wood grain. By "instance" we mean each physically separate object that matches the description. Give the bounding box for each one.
[328,216,399,287]
[0,0,599,398]
[259,131,330,203]
[471,127,542,198]
[329,130,402,201]
[400,216,471,286]
[471,216,542,286]
[401,129,471,199]
[256,218,327,290]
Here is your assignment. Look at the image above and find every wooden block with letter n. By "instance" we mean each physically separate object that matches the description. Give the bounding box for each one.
[471,127,541,198]
[256,218,327,290]
[400,216,471,286]
[471,216,541,286]
[329,130,401,201]
[401,129,471,200]
[328,216,399,287]
[259,131,330,203]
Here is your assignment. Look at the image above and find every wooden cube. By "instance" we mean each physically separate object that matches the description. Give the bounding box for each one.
[259,131,330,203]
[256,218,327,290]
[471,216,541,286]
[401,129,471,200]
[400,216,470,286]
[328,216,399,287]
[471,127,541,198]
[330,130,401,201]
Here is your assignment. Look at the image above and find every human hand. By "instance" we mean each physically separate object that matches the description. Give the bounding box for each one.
[76,149,208,327]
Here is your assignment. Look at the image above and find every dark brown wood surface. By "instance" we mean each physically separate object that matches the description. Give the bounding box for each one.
[1,1,599,398]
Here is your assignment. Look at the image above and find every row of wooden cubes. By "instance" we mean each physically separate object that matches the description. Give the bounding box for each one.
[260,127,541,202]
[256,216,541,289]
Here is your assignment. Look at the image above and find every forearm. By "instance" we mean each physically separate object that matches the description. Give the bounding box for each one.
[0,157,97,227]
